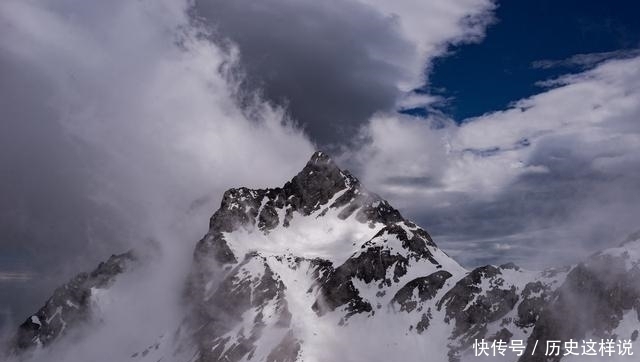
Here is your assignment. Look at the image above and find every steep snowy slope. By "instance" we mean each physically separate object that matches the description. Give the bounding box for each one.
[7,152,640,362]
[186,151,467,362]
[184,152,638,362]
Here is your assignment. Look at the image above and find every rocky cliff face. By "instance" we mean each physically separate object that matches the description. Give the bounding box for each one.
[10,252,136,353]
[7,152,640,362]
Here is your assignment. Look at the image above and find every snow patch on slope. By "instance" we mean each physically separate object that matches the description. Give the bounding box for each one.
[225,196,384,265]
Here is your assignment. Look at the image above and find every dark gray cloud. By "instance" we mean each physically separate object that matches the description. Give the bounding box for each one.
[0,53,136,330]
[3,3,637,361]
[0,0,497,337]
[0,0,315,332]
[193,0,416,144]
[0,0,490,334]
[2,1,636,339]
[0,0,501,341]
[0,0,495,350]
[410,158,640,269]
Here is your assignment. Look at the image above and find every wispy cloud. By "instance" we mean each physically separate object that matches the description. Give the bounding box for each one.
[0,0,314,351]
[0,272,33,282]
[531,48,640,70]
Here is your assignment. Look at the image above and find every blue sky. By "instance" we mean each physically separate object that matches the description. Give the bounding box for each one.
[419,0,640,121]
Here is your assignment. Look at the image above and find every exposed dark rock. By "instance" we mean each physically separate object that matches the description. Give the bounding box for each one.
[187,231,238,309]
[499,262,520,271]
[312,221,443,317]
[11,152,640,362]
[438,266,500,331]
[193,232,237,266]
[516,281,552,328]
[201,152,405,238]
[192,151,416,321]
[209,187,266,232]
[391,271,453,313]
[198,253,292,362]
[12,251,136,352]
[438,265,519,362]
[488,327,513,343]
[311,271,372,318]
[519,251,640,362]
[416,310,432,334]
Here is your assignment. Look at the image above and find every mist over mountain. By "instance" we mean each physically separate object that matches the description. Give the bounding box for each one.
[5,153,638,362]
[2,1,640,361]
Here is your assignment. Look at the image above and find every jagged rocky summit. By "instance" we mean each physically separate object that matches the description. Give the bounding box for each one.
[8,152,640,362]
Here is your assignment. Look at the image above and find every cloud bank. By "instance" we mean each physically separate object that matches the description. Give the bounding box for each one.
[349,55,640,268]
[3,0,639,358]
[0,0,314,332]
[0,0,497,333]
[193,0,495,143]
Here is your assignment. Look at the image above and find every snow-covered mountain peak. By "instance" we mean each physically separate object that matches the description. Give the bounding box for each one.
[8,153,639,362]
[200,152,448,267]
[183,152,471,361]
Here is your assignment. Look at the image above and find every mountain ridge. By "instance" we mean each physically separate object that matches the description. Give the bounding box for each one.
[6,152,639,362]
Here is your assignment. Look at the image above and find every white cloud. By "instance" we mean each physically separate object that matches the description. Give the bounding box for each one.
[358,55,640,196]
[0,0,501,352]
[10,0,637,356]
[0,0,314,357]
[0,0,315,244]
[357,0,496,89]
[349,55,640,267]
